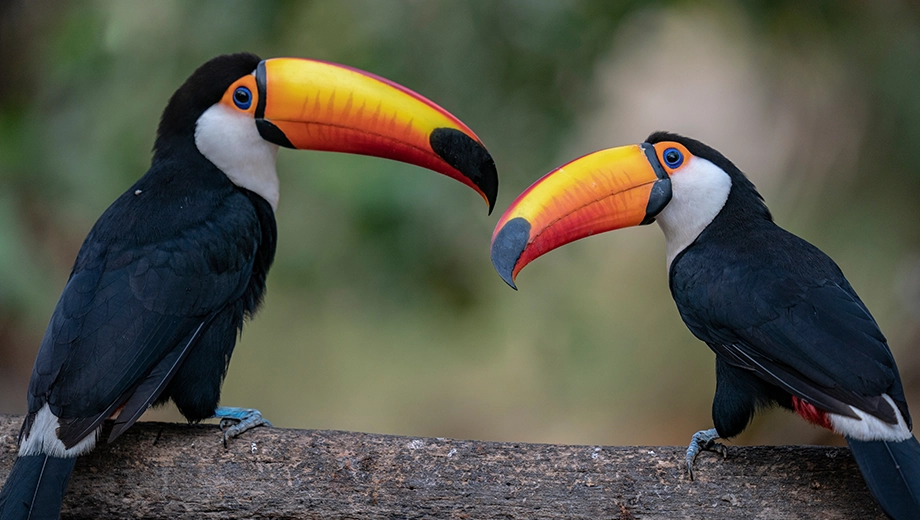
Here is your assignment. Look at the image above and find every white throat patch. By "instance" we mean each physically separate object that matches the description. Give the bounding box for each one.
[195,104,280,210]
[655,156,732,270]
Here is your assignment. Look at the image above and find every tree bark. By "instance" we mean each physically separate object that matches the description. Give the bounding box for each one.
[0,414,883,519]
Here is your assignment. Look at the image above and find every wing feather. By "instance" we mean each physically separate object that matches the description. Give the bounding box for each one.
[27,187,264,446]
[672,230,907,426]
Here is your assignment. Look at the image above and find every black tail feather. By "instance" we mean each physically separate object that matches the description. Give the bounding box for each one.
[0,455,76,520]
[848,436,920,520]
[109,321,204,442]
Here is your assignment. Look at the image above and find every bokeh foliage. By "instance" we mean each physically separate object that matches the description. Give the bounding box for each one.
[1,0,918,447]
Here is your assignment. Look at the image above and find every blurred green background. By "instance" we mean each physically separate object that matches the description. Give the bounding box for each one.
[1,0,919,449]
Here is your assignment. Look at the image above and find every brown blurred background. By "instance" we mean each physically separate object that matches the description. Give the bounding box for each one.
[1,0,918,449]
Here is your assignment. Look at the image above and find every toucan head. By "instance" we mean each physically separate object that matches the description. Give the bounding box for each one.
[155,53,497,212]
[490,132,769,288]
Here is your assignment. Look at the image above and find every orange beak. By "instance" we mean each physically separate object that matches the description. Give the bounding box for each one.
[222,57,498,212]
[490,143,672,288]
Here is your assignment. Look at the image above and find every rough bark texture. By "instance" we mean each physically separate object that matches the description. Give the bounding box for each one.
[0,414,884,519]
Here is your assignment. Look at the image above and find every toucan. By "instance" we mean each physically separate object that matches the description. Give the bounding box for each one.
[0,52,498,519]
[490,132,919,519]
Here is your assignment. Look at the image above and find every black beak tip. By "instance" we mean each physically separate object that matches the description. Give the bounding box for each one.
[483,162,498,215]
[429,128,498,213]
[491,217,531,290]
[493,264,518,290]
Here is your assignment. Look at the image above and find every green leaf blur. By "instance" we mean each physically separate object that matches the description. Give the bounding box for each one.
[1,0,918,447]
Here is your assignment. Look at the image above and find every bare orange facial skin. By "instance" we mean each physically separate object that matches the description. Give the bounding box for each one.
[220,75,260,114]
[652,142,693,175]
[491,144,669,287]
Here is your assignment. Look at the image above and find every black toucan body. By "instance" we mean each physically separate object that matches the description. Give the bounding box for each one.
[0,53,498,519]
[490,132,918,519]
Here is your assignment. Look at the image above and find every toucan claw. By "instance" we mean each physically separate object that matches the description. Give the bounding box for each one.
[214,407,272,447]
[685,428,727,480]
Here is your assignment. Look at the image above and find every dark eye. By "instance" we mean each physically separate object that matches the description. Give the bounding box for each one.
[233,87,252,110]
[663,147,683,168]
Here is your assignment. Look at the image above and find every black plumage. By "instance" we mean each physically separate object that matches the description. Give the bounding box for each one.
[646,133,918,518]
[0,456,76,518]
[848,437,920,519]
[652,132,910,438]
[0,54,275,520]
[2,50,501,519]
[489,129,918,518]
[27,54,275,448]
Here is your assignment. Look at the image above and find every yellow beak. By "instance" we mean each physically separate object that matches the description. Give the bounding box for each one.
[222,57,498,212]
[491,143,672,287]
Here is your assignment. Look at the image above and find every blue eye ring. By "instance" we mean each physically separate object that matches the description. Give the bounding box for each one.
[233,86,252,110]
[663,147,683,168]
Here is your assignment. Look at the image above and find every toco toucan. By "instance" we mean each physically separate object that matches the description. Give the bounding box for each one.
[490,132,919,519]
[0,52,498,519]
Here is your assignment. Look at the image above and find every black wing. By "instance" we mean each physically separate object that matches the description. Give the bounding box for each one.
[28,187,263,447]
[672,230,908,426]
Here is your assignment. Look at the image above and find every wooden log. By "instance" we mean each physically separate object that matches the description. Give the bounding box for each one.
[0,414,883,519]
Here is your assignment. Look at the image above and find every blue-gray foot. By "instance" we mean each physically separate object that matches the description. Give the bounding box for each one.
[213,407,272,446]
[685,428,727,480]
